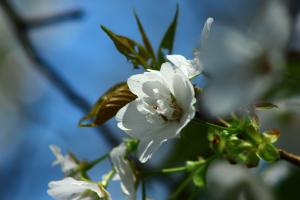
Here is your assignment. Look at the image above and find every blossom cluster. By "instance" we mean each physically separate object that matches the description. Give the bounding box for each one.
[47,0,296,199]
[47,17,213,200]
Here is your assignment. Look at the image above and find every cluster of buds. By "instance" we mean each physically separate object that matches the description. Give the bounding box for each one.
[208,114,280,167]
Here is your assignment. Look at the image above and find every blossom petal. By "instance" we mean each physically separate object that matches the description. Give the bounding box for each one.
[172,74,195,111]
[110,144,136,200]
[160,62,176,90]
[127,74,148,97]
[49,145,78,175]
[142,81,169,98]
[137,123,181,163]
[116,100,163,138]
[48,177,108,200]
[166,55,188,67]
[200,17,214,47]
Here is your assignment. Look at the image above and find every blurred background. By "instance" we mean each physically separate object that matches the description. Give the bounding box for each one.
[0,0,299,200]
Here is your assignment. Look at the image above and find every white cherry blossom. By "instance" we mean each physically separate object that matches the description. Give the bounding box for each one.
[110,143,136,200]
[116,62,196,163]
[47,177,111,200]
[50,145,78,175]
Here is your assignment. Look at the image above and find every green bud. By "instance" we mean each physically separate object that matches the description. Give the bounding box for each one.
[245,125,262,144]
[244,150,260,168]
[123,138,139,153]
[257,143,279,162]
[208,133,226,154]
[192,165,207,187]
[262,129,280,144]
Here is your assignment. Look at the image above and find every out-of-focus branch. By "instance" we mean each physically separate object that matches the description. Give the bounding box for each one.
[0,0,119,147]
[25,10,82,29]
[279,149,300,168]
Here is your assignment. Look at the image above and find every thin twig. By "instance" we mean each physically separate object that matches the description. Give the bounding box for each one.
[0,0,119,147]
[279,149,300,167]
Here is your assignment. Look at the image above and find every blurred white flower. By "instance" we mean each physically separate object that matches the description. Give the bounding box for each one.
[290,13,300,51]
[116,63,196,163]
[110,143,136,200]
[50,145,78,175]
[261,161,289,186]
[201,0,291,116]
[48,177,111,200]
[207,161,273,200]
[166,17,214,79]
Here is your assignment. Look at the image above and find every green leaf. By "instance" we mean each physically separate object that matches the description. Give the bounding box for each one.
[101,25,150,69]
[255,102,278,110]
[192,165,207,187]
[134,11,157,68]
[79,83,136,127]
[157,4,179,66]
[257,143,280,162]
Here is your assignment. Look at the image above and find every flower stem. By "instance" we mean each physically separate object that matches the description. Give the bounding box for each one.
[162,166,187,173]
[169,174,193,200]
[192,118,231,131]
[142,179,147,200]
[84,153,110,171]
[102,169,116,188]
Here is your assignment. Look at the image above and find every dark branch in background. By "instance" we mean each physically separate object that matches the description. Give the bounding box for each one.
[0,0,119,147]
[25,10,82,29]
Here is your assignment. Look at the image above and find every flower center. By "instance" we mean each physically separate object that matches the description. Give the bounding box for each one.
[137,89,182,124]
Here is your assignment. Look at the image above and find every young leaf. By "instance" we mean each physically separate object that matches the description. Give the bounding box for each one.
[101,25,150,69]
[134,11,157,68]
[79,83,136,127]
[157,4,179,66]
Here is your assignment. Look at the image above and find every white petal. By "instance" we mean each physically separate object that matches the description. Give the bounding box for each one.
[166,55,188,67]
[172,74,195,111]
[137,123,181,163]
[138,139,162,163]
[47,177,107,200]
[127,74,148,97]
[142,81,169,98]
[200,17,214,47]
[49,145,64,166]
[160,62,176,90]
[110,144,136,200]
[116,101,163,138]
[49,145,78,174]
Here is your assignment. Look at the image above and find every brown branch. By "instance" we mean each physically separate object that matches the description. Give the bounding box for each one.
[279,149,300,167]
[0,0,119,147]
